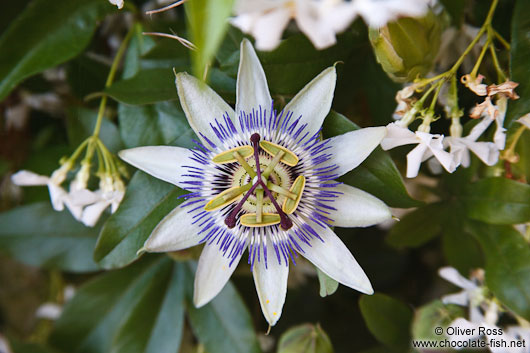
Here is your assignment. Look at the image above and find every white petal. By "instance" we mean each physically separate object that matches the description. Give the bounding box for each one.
[251,8,291,51]
[448,318,481,342]
[143,205,203,252]
[328,184,391,227]
[48,183,67,211]
[406,143,428,178]
[194,242,245,307]
[380,122,418,150]
[438,267,477,290]
[295,1,337,49]
[284,67,337,139]
[252,236,288,326]
[322,127,387,177]
[81,200,111,227]
[35,303,62,320]
[441,291,469,306]
[236,39,272,115]
[118,146,197,190]
[11,170,50,186]
[68,188,101,207]
[464,140,499,166]
[175,72,235,146]
[63,197,84,221]
[296,218,373,294]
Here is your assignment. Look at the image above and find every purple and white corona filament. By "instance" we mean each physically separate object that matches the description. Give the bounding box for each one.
[119,39,391,326]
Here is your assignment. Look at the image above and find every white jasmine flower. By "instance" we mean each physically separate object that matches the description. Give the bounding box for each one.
[35,285,75,320]
[470,96,508,150]
[231,0,431,51]
[444,118,499,168]
[80,175,125,227]
[109,0,124,9]
[381,122,455,178]
[517,113,530,129]
[352,0,432,28]
[119,39,391,326]
[439,267,485,320]
[11,165,98,221]
[12,164,73,212]
[232,0,357,50]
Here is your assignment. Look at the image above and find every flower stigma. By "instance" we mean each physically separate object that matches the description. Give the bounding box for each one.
[212,133,296,230]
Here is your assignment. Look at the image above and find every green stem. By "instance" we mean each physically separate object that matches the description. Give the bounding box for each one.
[489,43,506,82]
[93,25,135,137]
[470,37,492,78]
[448,0,499,76]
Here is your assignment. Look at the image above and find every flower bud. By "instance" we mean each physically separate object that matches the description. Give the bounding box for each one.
[50,160,73,185]
[369,10,445,83]
[277,324,333,353]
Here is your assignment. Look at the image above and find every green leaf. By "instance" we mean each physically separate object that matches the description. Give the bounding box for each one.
[317,268,339,297]
[49,256,185,353]
[462,177,530,225]
[0,203,99,272]
[105,68,235,105]
[118,101,195,149]
[322,111,420,208]
[109,262,186,353]
[105,68,180,105]
[411,300,465,341]
[259,33,356,96]
[0,0,115,101]
[507,0,530,126]
[277,323,334,353]
[185,0,234,80]
[467,221,530,321]
[67,55,109,100]
[94,171,185,269]
[441,222,483,276]
[185,263,261,353]
[359,293,413,352]
[67,106,123,153]
[122,23,156,80]
[386,202,448,249]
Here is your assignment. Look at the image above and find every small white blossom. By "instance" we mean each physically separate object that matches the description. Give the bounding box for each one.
[353,0,433,28]
[109,0,124,9]
[80,175,125,227]
[12,164,73,212]
[381,122,455,178]
[11,165,100,223]
[444,118,500,168]
[470,96,508,150]
[231,0,432,51]
[35,285,75,321]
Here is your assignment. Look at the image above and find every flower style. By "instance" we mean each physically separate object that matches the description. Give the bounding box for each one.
[119,39,391,326]
[380,122,456,178]
[231,0,432,51]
